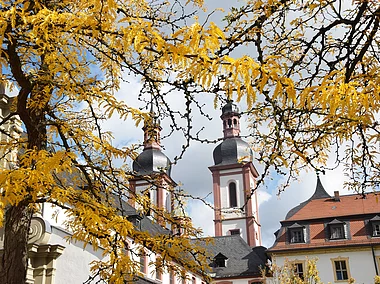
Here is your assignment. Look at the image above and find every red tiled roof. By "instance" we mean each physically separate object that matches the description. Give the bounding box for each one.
[268,177,380,254]
[286,192,380,222]
[268,237,380,252]
[268,219,380,253]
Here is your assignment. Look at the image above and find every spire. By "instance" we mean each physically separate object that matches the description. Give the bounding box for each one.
[133,106,172,176]
[213,99,253,165]
[142,105,161,150]
[309,172,331,200]
[221,99,241,139]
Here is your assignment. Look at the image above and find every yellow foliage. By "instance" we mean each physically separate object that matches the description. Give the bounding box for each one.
[0,0,380,281]
[267,258,321,284]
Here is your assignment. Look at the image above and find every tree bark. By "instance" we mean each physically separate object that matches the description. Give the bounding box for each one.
[0,204,33,284]
[0,13,48,284]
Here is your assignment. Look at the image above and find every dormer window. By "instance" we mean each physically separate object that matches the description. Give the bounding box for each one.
[328,219,345,240]
[374,224,380,236]
[229,182,238,208]
[291,229,304,243]
[213,253,228,268]
[330,224,345,239]
[370,215,380,237]
[126,212,143,229]
[288,223,305,243]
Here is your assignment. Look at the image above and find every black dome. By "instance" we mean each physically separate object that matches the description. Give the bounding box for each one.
[222,100,240,116]
[213,137,253,166]
[133,148,171,176]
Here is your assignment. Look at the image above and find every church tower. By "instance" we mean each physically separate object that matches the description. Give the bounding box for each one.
[209,100,261,247]
[130,112,175,223]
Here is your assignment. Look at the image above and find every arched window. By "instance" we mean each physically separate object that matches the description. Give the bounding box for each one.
[229,182,237,208]
[228,119,232,127]
[233,118,237,126]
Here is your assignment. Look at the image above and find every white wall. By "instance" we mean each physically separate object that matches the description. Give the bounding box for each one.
[42,203,66,228]
[273,249,379,284]
[50,225,207,284]
[50,226,105,284]
[221,219,247,240]
[136,180,171,213]
[212,279,258,284]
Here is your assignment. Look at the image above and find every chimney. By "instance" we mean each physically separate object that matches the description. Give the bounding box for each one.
[334,191,340,201]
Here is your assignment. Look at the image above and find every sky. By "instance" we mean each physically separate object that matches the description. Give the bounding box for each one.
[91,1,357,248]
[7,75,352,249]
[99,73,354,249]
[5,0,356,249]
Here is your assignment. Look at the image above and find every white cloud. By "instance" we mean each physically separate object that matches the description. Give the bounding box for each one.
[187,199,214,237]
[257,190,272,207]
[102,82,352,249]
[96,1,354,248]
[258,166,349,248]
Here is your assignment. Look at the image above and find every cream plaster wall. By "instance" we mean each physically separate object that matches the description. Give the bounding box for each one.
[50,225,207,284]
[49,226,105,284]
[42,203,67,228]
[272,249,380,284]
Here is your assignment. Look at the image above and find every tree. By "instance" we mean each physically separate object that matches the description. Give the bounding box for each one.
[0,0,226,282]
[221,0,380,193]
[266,258,322,284]
[0,0,379,283]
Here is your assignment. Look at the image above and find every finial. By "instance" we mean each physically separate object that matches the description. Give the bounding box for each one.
[146,94,160,126]
[316,169,325,177]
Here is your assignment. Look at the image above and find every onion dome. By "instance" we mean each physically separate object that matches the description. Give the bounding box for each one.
[213,137,253,165]
[133,148,171,176]
[213,100,253,166]
[221,99,240,115]
[132,111,172,176]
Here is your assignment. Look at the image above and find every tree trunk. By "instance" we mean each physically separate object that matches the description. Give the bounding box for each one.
[0,204,33,284]
[2,29,48,283]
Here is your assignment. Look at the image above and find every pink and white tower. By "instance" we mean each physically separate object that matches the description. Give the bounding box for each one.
[209,100,262,247]
[130,113,175,223]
